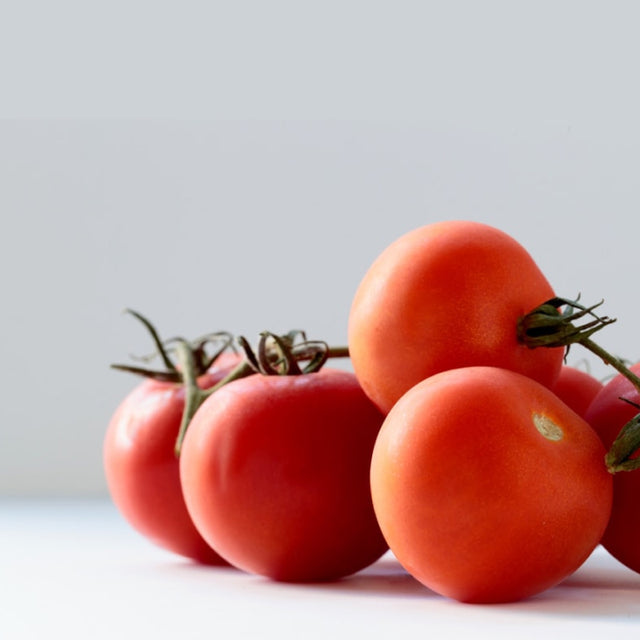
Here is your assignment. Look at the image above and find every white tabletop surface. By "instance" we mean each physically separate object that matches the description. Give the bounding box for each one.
[2,498,639,639]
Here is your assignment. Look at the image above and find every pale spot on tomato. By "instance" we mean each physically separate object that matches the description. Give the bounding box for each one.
[532,413,564,441]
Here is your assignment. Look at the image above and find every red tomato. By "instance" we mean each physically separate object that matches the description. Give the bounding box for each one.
[584,363,640,574]
[551,365,604,418]
[179,368,388,582]
[103,353,242,564]
[348,220,564,413]
[370,366,612,603]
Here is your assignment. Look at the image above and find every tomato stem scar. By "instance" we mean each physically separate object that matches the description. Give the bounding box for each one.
[519,297,640,472]
[532,413,564,441]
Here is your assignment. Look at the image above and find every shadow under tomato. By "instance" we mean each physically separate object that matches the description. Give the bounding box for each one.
[169,549,428,593]
[296,550,640,619]
[502,583,640,620]
[150,546,640,620]
[290,554,438,600]
[560,551,640,592]
[471,551,640,620]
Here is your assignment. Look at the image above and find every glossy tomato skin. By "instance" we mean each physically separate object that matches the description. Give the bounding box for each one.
[179,368,388,582]
[584,363,640,574]
[370,366,612,604]
[103,353,242,564]
[348,220,564,413]
[551,365,604,418]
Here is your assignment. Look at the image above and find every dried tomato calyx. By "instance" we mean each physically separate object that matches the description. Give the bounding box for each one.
[519,297,640,473]
[517,297,614,350]
[110,308,235,382]
[606,401,640,473]
[173,331,349,457]
[238,330,349,376]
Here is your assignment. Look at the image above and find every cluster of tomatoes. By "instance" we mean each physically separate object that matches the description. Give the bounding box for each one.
[104,220,640,605]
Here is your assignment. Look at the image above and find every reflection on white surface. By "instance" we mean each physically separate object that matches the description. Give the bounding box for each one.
[1,499,639,639]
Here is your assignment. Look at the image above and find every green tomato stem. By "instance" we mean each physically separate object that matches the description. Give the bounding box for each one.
[172,336,351,457]
[111,310,351,456]
[568,336,640,473]
[173,342,256,457]
[123,308,178,373]
[606,412,640,473]
[111,309,234,383]
[580,336,640,391]
[519,297,640,473]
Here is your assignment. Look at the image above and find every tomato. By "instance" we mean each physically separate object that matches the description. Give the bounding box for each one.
[370,366,613,604]
[348,220,564,413]
[103,352,242,564]
[179,368,388,582]
[551,365,604,418]
[584,363,640,574]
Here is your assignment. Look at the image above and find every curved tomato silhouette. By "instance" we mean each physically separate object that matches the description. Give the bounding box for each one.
[179,368,388,582]
[348,220,564,413]
[585,363,640,574]
[371,366,613,603]
[104,353,242,564]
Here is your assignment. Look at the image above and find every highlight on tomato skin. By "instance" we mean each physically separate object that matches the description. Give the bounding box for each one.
[370,366,613,604]
[103,353,243,565]
[179,368,389,583]
[347,220,565,414]
[584,363,640,575]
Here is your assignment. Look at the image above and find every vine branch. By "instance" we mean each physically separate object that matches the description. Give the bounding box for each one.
[519,297,640,473]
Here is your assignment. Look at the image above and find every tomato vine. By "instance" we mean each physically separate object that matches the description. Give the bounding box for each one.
[111,310,350,457]
[174,331,350,455]
[111,308,236,383]
[519,297,640,472]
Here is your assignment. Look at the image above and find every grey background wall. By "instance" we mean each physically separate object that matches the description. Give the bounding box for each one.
[3,1,640,496]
